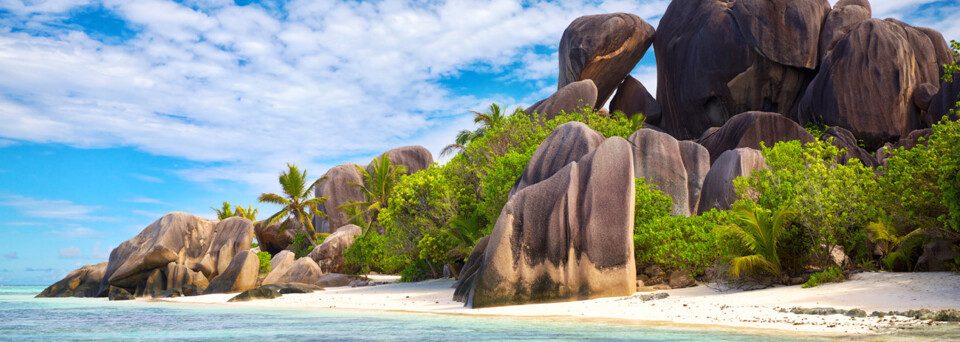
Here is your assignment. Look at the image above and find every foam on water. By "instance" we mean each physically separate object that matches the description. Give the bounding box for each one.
[1,286,827,341]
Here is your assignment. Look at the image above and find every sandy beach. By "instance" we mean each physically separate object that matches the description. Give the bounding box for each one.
[161,272,960,335]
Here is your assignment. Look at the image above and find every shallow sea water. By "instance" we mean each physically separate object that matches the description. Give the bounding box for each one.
[0,286,843,341]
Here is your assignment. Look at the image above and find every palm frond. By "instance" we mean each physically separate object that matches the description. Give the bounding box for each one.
[258,193,290,206]
[729,254,778,278]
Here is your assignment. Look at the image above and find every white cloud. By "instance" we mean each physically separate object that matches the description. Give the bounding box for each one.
[0,195,109,221]
[131,174,164,183]
[0,0,670,193]
[58,246,82,258]
[45,225,101,238]
[125,197,167,205]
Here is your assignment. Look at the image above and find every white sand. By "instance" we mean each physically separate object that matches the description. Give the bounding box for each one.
[162,272,960,335]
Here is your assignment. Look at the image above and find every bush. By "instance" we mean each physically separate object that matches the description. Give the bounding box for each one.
[343,231,394,275]
[290,232,314,259]
[256,251,272,275]
[735,140,879,266]
[802,267,844,288]
[633,178,730,276]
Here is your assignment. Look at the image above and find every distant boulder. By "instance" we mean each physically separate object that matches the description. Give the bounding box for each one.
[628,129,707,217]
[228,287,281,302]
[821,127,879,167]
[928,71,960,123]
[558,13,655,109]
[656,0,830,139]
[262,258,322,286]
[697,148,768,214]
[316,273,352,288]
[108,286,133,301]
[313,164,366,234]
[698,111,815,163]
[95,213,252,297]
[205,250,259,294]
[456,137,636,308]
[799,19,953,150]
[610,75,661,125]
[308,224,362,274]
[678,141,711,215]
[510,121,605,197]
[818,0,871,62]
[261,250,296,286]
[368,145,433,176]
[36,262,106,298]
[875,128,934,168]
[525,80,598,122]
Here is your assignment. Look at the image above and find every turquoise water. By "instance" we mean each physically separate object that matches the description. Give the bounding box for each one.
[0,286,825,341]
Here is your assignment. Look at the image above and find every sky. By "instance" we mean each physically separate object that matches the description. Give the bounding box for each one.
[0,0,957,285]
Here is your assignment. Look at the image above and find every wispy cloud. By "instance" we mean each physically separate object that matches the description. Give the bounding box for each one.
[130,209,166,219]
[125,197,168,205]
[3,252,17,260]
[0,195,109,221]
[0,138,18,148]
[91,242,111,260]
[131,174,164,183]
[44,225,101,238]
[25,267,54,272]
[58,246,82,259]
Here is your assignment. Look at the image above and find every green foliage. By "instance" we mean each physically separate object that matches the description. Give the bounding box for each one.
[212,202,259,221]
[804,122,828,139]
[379,166,459,278]
[736,140,878,265]
[478,147,536,227]
[250,242,258,248]
[256,251,272,275]
[315,233,331,246]
[441,103,520,157]
[719,204,797,279]
[259,163,328,248]
[866,218,926,271]
[211,202,236,220]
[289,232,314,259]
[343,230,394,275]
[943,40,959,84]
[802,267,844,288]
[633,178,730,276]
[340,155,407,229]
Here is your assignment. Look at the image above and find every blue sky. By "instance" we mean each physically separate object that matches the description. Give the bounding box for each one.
[0,0,957,285]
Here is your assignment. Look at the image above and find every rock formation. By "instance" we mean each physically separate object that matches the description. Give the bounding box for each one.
[821,126,879,167]
[368,145,434,177]
[308,224,362,273]
[558,13,655,109]
[205,250,259,294]
[263,257,322,286]
[610,75,661,124]
[799,18,953,149]
[628,129,708,217]
[697,111,815,163]
[313,164,366,234]
[656,0,830,139]
[525,80,598,122]
[261,250,296,285]
[36,262,106,298]
[510,122,605,197]
[456,137,636,308]
[697,148,768,214]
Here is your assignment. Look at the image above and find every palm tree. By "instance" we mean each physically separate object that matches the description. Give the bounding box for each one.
[866,218,924,271]
[211,202,236,220]
[440,103,519,157]
[339,154,407,231]
[258,163,328,247]
[719,206,798,279]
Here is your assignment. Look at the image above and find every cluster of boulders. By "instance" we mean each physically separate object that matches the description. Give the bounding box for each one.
[456,0,958,308]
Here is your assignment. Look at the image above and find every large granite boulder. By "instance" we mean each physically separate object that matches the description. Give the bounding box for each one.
[99,212,217,294]
[697,111,815,163]
[205,250,259,294]
[610,75,661,124]
[262,257,322,286]
[308,224,362,273]
[254,218,300,254]
[876,128,934,168]
[928,71,960,123]
[821,126,879,167]
[456,137,636,308]
[108,286,133,301]
[368,145,434,176]
[313,164,365,234]
[558,13,655,109]
[510,122,605,197]
[209,217,255,277]
[916,239,960,272]
[37,262,107,298]
[799,19,953,150]
[525,80,598,122]
[164,262,208,297]
[679,141,711,215]
[628,129,707,217]
[316,273,353,287]
[452,235,489,302]
[697,148,768,214]
[656,0,830,139]
[818,0,871,62]
[261,250,296,285]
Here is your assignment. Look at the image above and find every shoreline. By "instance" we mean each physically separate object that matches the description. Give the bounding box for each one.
[156,272,960,336]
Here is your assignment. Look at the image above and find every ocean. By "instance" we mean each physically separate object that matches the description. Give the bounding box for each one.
[0,286,830,341]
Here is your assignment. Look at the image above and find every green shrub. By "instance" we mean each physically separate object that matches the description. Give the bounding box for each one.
[251,242,259,249]
[804,122,828,138]
[479,147,536,227]
[633,178,730,276]
[256,251,272,275]
[735,140,879,266]
[289,232,314,259]
[802,267,844,288]
[343,231,396,275]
